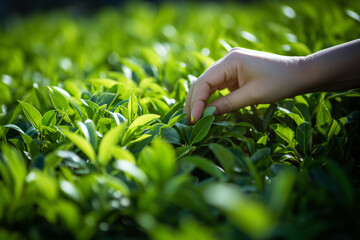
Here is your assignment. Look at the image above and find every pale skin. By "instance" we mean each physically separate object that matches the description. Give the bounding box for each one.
[185,39,360,124]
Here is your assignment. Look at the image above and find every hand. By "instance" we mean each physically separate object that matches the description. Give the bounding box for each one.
[184,48,306,124]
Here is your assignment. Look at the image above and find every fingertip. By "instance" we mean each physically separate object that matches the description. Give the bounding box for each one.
[191,100,205,124]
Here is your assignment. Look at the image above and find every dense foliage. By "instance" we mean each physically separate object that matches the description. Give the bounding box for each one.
[1,0,360,239]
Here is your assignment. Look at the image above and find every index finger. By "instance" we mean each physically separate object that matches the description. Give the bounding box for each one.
[185,56,236,124]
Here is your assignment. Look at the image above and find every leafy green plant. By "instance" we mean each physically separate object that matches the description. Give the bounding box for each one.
[1,0,360,239]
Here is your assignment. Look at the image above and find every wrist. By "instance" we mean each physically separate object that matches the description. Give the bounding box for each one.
[293,54,325,95]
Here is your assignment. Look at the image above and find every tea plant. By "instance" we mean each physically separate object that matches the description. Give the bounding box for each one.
[1,0,360,239]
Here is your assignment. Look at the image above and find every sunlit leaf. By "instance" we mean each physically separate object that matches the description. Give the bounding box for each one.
[128,91,138,124]
[41,110,57,126]
[129,114,160,129]
[98,124,126,165]
[78,119,98,151]
[270,124,295,146]
[48,87,69,112]
[18,100,42,130]
[190,115,214,145]
[203,183,275,239]
[61,129,96,162]
[316,101,332,136]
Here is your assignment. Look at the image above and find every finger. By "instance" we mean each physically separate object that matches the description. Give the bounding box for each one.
[209,82,256,115]
[190,57,238,123]
[190,80,212,123]
[184,82,195,124]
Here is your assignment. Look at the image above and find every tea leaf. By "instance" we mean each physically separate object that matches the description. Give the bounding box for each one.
[41,110,57,126]
[270,124,295,146]
[190,115,215,145]
[78,119,98,151]
[263,104,277,130]
[18,100,42,130]
[202,106,216,117]
[316,101,332,136]
[113,160,148,185]
[203,183,274,239]
[180,156,225,179]
[98,124,126,165]
[61,129,96,162]
[296,121,311,155]
[48,87,69,112]
[209,143,235,174]
[129,114,160,129]
[128,91,138,124]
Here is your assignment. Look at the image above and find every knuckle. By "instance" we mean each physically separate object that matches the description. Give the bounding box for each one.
[198,80,211,92]
[222,95,233,112]
[229,47,242,53]
[226,50,241,61]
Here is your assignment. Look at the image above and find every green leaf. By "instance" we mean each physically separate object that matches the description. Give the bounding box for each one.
[1,145,26,199]
[263,104,277,130]
[175,123,192,145]
[190,115,215,145]
[113,160,148,185]
[4,124,26,135]
[70,98,87,121]
[60,180,83,202]
[18,100,42,130]
[269,168,296,214]
[160,127,181,145]
[270,124,295,146]
[316,100,332,136]
[326,160,354,206]
[202,106,216,117]
[41,110,57,126]
[21,132,40,159]
[61,129,96,162]
[296,121,311,155]
[108,111,126,126]
[257,135,268,145]
[98,124,126,165]
[180,156,225,179]
[209,143,235,174]
[31,154,44,170]
[162,102,183,123]
[128,91,138,124]
[203,183,275,239]
[27,170,58,201]
[138,138,176,183]
[251,147,271,164]
[89,78,122,88]
[48,87,69,112]
[327,119,341,141]
[78,119,98,151]
[168,113,187,127]
[129,114,160,129]
[112,146,136,163]
[99,175,130,197]
[277,107,304,126]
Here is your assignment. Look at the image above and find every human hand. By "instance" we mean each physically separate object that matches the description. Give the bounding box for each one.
[184,48,306,124]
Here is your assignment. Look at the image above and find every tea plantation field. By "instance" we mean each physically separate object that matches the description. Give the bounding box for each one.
[1,0,360,239]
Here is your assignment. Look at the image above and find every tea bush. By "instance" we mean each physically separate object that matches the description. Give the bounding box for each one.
[1,0,360,239]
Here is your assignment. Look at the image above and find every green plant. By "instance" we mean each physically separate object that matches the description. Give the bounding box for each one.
[1,0,360,239]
